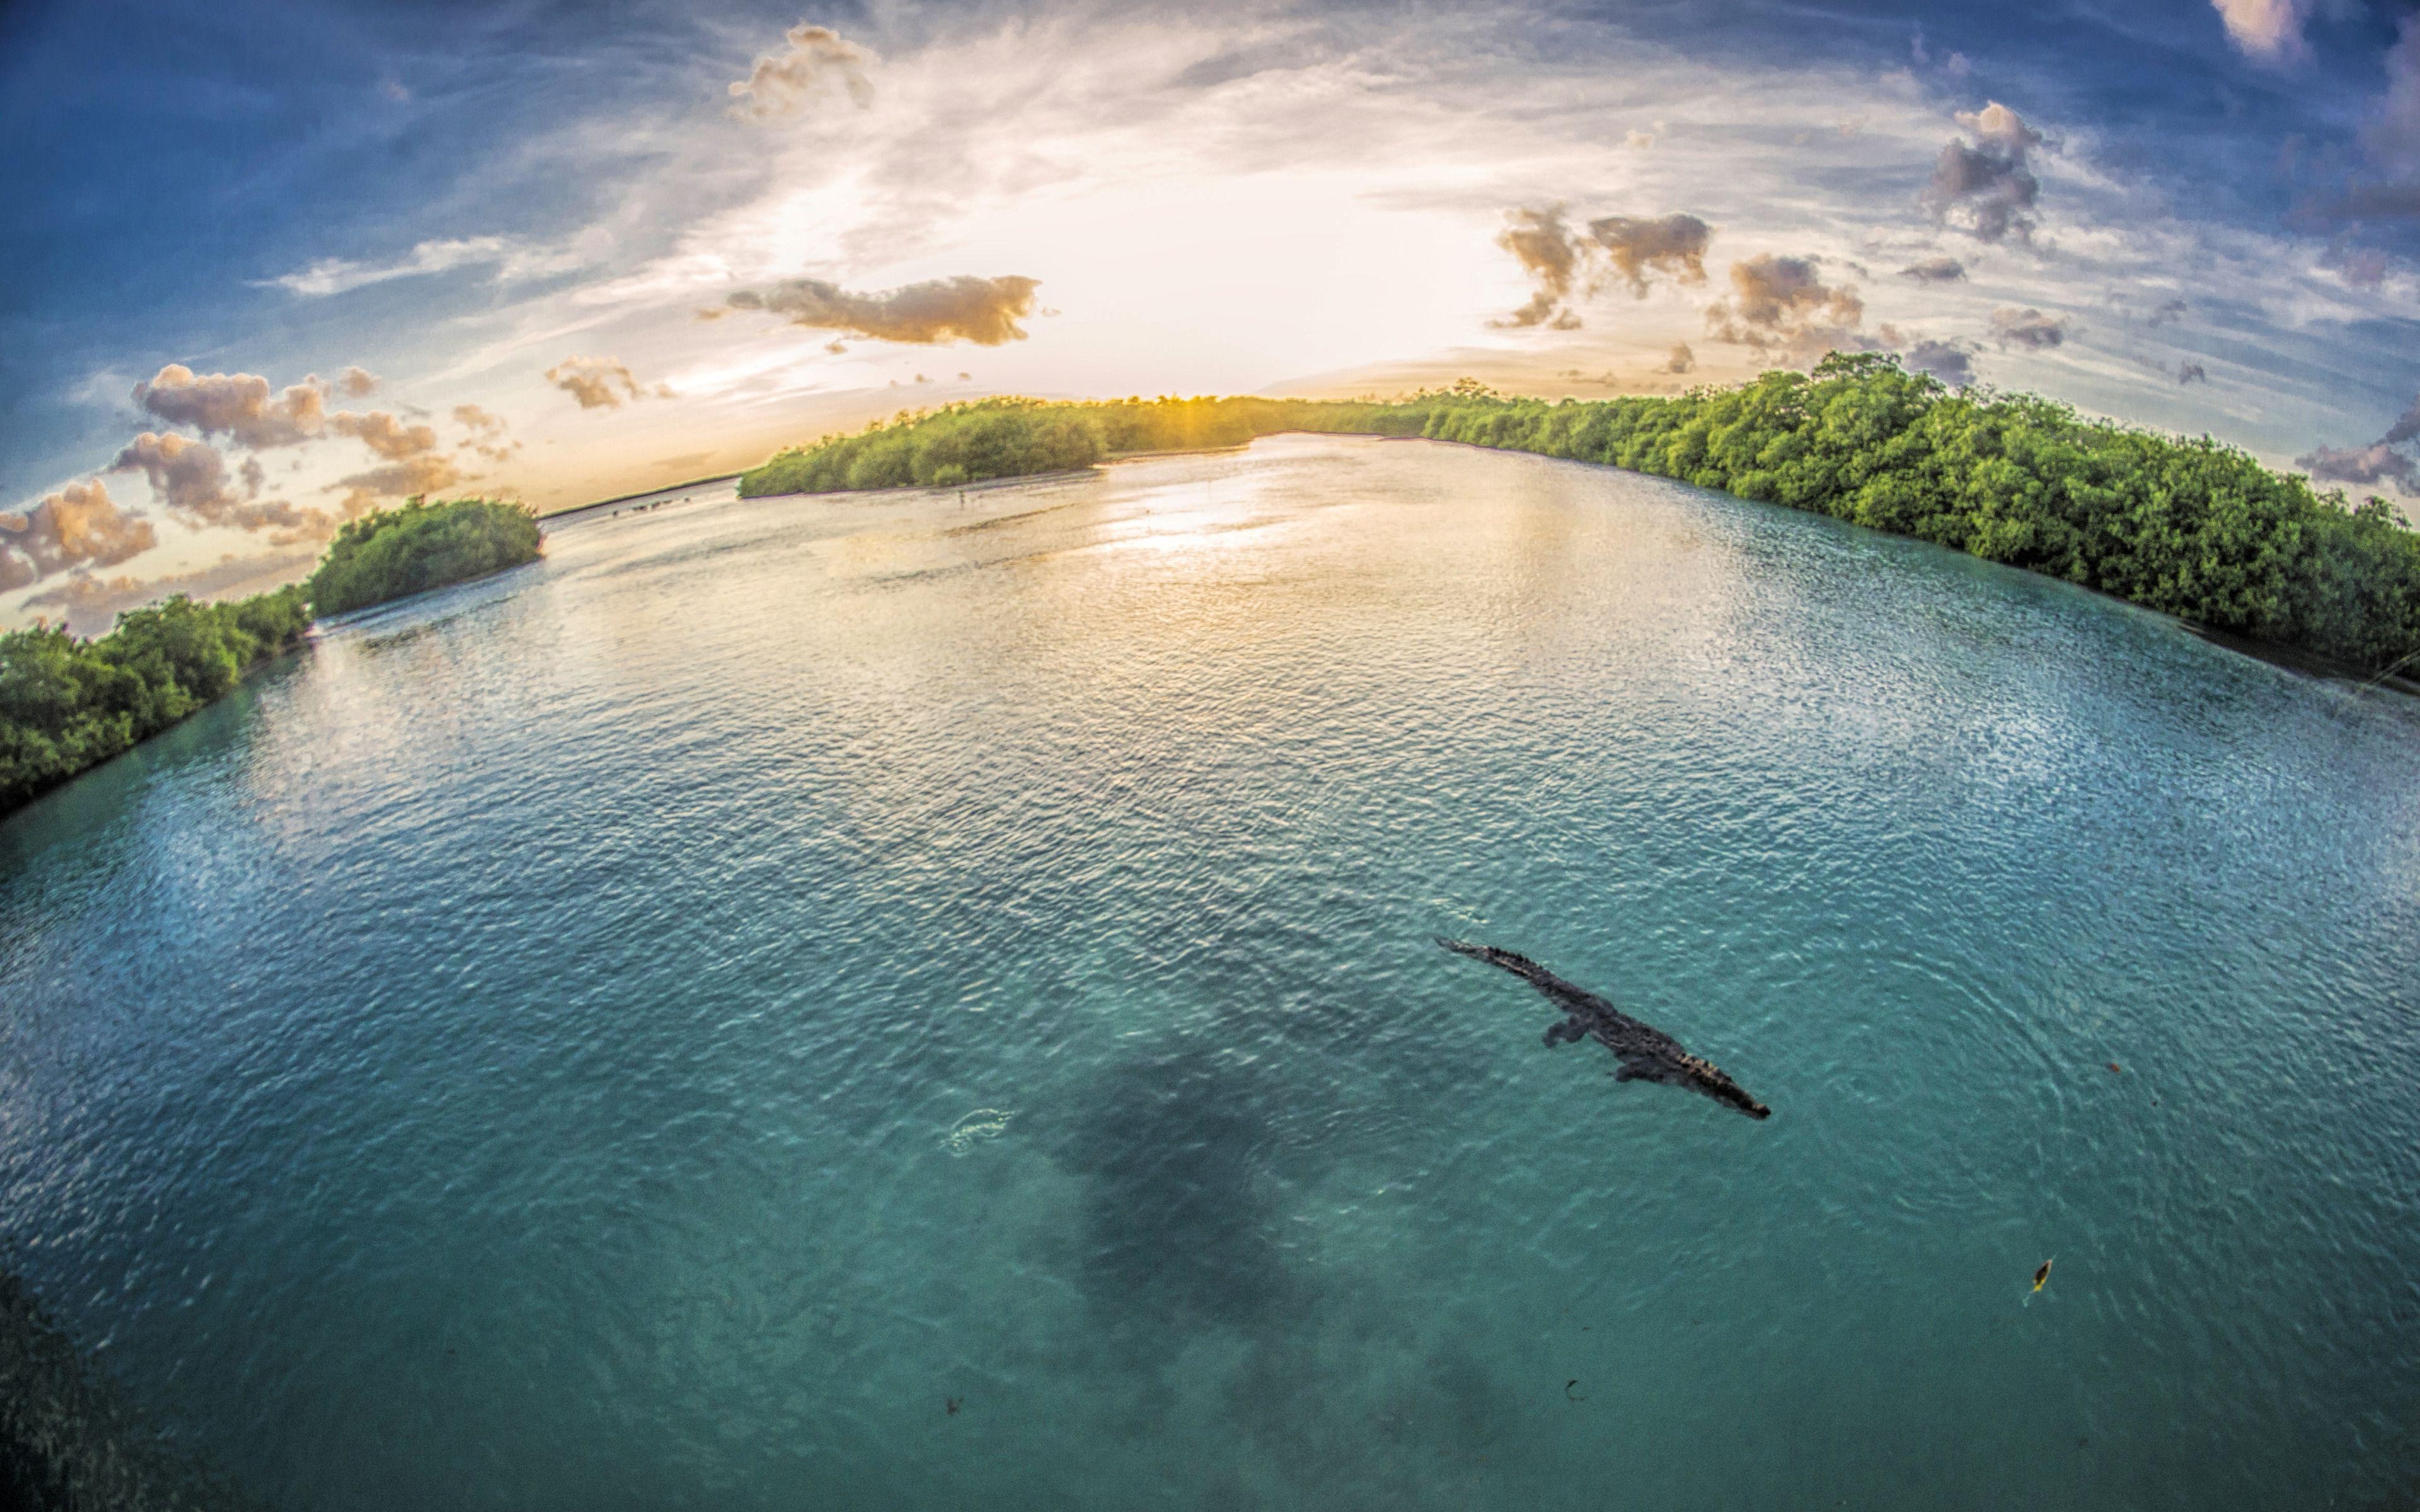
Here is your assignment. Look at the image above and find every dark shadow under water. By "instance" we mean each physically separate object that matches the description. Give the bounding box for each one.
[0,1267,245,1512]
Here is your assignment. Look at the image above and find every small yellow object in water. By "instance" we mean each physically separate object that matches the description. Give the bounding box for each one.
[2032,1258,2054,1293]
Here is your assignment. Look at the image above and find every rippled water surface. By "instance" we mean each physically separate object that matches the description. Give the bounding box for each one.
[4,436,2418,1510]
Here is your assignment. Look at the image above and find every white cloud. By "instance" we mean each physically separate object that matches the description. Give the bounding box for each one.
[263,236,592,298]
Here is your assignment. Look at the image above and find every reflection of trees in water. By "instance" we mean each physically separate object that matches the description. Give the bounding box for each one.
[0,1266,245,1511]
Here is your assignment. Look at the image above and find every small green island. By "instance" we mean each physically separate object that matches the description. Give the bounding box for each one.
[0,496,539,816]
[741,358,2420,678]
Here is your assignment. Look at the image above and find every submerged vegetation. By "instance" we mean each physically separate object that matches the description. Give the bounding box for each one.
[304,496,541,617]
[2,497,541,818]
[741,360,2420,675]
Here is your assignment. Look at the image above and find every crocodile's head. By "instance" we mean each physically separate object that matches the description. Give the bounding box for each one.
[1678,1053,1770,1119]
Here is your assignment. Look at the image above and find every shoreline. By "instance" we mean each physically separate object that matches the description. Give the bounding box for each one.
[539,471,746,522]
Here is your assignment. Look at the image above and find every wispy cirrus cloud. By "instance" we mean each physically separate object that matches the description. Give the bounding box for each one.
[263,236,591,298]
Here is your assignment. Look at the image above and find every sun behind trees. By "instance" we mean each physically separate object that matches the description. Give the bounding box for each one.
[737,395,1398,495]
[741,361,2420,676]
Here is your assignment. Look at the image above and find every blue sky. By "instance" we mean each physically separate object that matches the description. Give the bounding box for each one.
[5,0,2419,628]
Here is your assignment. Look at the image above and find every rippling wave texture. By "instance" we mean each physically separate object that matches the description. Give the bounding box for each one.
[1,438,2415,1511]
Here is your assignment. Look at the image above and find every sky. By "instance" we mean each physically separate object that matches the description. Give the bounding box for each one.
[5,0,2420,631]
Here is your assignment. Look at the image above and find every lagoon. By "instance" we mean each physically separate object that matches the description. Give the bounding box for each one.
[2,435,2416,1509]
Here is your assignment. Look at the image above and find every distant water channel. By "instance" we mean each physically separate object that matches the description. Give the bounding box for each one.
[3,437,2416,1510]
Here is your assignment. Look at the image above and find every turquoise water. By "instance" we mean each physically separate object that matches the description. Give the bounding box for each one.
[3,435,2417,1509]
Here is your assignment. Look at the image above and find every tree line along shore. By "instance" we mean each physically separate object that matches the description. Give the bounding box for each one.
[0,497,538,817]
[9,356,2418,820]
[741,357,2420,680]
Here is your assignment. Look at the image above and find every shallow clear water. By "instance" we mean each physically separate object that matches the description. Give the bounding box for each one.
[3,436,2417,1510]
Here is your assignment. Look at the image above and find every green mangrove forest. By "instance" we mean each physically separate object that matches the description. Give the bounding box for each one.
[739,360,2420,676]
[306,496,541,617]
[1,497,540,816]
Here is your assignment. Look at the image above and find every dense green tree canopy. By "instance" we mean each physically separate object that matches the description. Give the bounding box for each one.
[3,495,545,817]
[306,497,543,617]
[742,362,2420,675]
[0,589,311,813]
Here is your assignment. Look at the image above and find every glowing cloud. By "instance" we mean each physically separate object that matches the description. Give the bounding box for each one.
[327,455,467,517]
[132,365,330,449]
[1494,207,1582,329]
[1492,207,1712,328]
[2211,0,2312,66]
[331,410,442,461]
[0,479,157,591]
[546,357,647,410]
[1705,255,1865,351]
[722,274,1042,345]
[729,24,876,120]
[1587,214,1712,295]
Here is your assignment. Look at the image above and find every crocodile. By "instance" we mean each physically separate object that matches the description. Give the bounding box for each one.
[1436,938,1771,1119]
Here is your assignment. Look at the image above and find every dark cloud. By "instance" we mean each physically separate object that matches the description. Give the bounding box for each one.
[132,364,330,449]
[2322,244,2390,289]
[112,432,331,541]
[1899,256,1966,282]
[1493,207,1582,328]
[2380,393,2420,446]
[112,431,236,517]
[2178,362,2209,385]
[1705,254,1865,351]
[1925,101,2043,244]
[545,357,645,410]
[1664,341,1695,374]
[1990,306,2070,349]
[2148,297,2188,326]
[1585,213,1712,294]
[2302,183,2420,220]
[1878,322,1976,386]
[0,479,156,591]
[2298,442,2419,491]
[2362,16,2420,175]
[1904,339,1975,386]
[2291,390,2420,493]
[729,24,875,120]
[723,274,1043,345]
